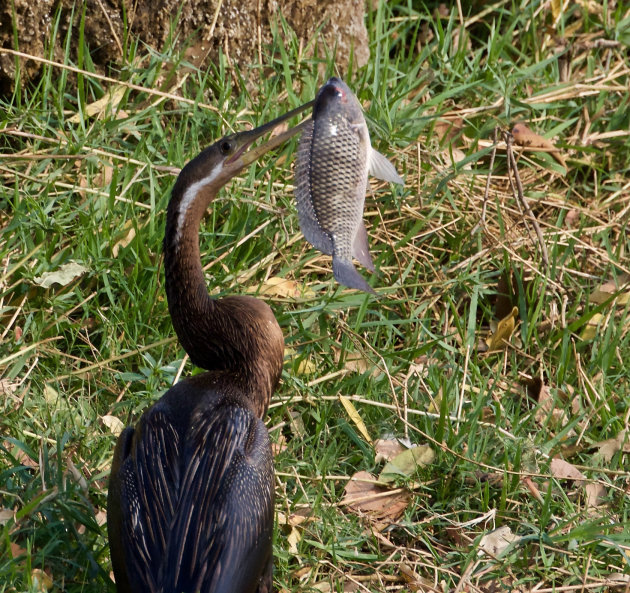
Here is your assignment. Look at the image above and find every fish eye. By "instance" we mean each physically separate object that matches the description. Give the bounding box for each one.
[219,140,233,155]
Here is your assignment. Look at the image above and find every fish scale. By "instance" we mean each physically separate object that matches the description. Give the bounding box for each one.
[294,77,404,293]
[309,114,367,262]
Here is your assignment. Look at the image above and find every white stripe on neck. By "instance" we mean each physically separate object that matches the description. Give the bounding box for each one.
[175,162,224,244]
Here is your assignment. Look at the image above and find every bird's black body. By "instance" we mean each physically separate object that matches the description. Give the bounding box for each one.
[108,377,274,593]
[107,104,311,593]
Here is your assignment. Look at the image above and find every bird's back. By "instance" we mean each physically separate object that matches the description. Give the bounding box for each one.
[108,377,274,593]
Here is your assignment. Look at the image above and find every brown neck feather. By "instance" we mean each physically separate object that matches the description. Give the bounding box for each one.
[163,158,284,416]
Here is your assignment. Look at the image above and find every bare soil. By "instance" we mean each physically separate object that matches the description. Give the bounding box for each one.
[0,0,369,96]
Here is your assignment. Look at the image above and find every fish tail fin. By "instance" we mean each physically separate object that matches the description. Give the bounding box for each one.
[333,257,375,294]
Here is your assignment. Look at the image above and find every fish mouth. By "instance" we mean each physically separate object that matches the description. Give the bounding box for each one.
[225,100,314,167]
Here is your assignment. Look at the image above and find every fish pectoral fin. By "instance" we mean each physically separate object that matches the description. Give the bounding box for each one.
[352,221,375,272]
[368,148,404,185]
[332,257,376,294]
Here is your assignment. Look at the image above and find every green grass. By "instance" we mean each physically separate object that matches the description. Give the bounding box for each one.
[2,1,630,592]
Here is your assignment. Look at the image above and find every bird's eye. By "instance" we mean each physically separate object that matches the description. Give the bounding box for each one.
[219,140,233,155]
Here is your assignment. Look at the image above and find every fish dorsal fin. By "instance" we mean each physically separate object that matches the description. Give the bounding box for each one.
[352,221,375,272]
[368,148,404,185]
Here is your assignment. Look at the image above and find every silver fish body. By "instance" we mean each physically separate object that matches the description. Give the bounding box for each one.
[295,77,403,293]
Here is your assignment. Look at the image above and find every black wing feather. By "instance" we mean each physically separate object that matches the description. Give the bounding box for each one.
[163,403,274,593]
[114,397,273,593]
[118,404,181,592]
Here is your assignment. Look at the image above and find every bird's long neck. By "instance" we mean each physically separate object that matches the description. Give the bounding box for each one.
[163,162,284,416]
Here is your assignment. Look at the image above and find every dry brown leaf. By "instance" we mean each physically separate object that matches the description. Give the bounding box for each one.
[342,470,410,524]
[374,438,406,463]
[66,458,88,493]
[10,540,26,558]
[291,566,311,580]
[0,508,14,524]
[341,352,370,374]
[400,563,435,591]
[590,275,630,306]
[512,123,556,150]
[284,347,316,375]
[0,379,18,395]
[593,429,630,463]
[287,410,306,439]
[3,440,38,469]
[550,457,585,483]
[276,511,289,525]
[95,509,108,527]
[33,262,88,289]
[581,312,604,341]
[95,162,114,187]
[277,508,313,527]
[433,117,464,145]
[533,382,554,419]
[101,414,125,436]
[565,208,580,228]
[112,226,136,258]
[416,22,434,46]
[332,347,379,377]
[452,28,472,53]
[584,482,606,510]
[445,525,469,546]
[77,161,115,199]
[564,18,584,39]
[379,445,435,484]
[31,569,53,592]
[440,147,470,169]
[296,358,316,375]
[550,0,564,22]
[606,573,630,590]
[408,355,440,380]
[575,0,604,15]
[486,306,518,352]
[271,433,287,456]
[469,471,504,487]
[434,3,449,18]
[69,86,126,123]
[400,563,418,584]
[269,121,289,138]
[287,525,301,554]
[531,383,569,430]
[287,509,312,526]
[252,277,312,299]
[512,123,566,167]
[478,526,521,556]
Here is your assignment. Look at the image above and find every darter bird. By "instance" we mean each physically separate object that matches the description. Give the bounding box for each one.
[107,102,312,593]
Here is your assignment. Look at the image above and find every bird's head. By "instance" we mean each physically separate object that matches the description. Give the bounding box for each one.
[168,100,313,241]
[183,101,314,188]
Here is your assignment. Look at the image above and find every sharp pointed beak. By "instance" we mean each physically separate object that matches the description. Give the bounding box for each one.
[226,100,314,168]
